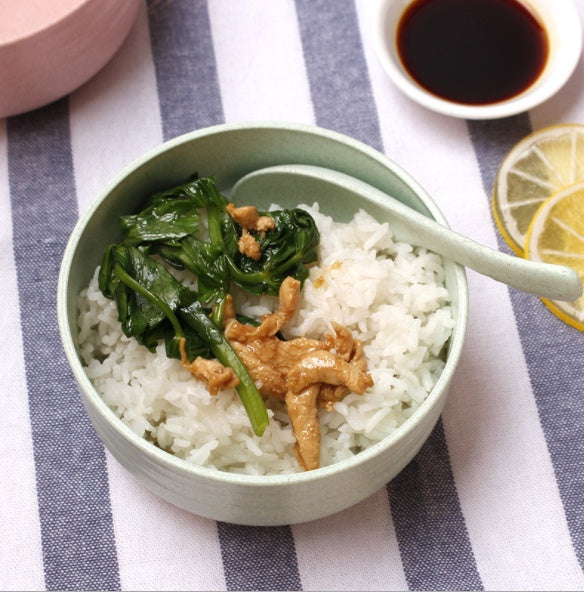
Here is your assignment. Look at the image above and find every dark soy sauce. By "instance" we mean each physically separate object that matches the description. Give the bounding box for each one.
[396,0,549,105]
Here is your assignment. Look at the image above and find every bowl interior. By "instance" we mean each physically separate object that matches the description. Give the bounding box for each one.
[58,122,469,524]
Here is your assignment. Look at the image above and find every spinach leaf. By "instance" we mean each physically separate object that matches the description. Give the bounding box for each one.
[154,236,229,306]
[149,174,229,210]
[120,199,200,246]
[98,244,194,346]
[226,208,320,295]
[98,174,320,438]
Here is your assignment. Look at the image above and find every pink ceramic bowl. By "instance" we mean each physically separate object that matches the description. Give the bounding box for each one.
[0,0,141,118]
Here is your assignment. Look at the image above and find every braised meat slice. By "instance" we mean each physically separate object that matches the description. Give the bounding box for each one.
[226,203,275,232]
[285,385,320,471]
[179,339,239,395]
[287,349,373,395]
[224,276,300,341]
[237,227,262,261]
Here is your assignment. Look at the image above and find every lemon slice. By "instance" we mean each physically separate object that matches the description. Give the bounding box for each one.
[492,124,584,256]
[525,181,584,331]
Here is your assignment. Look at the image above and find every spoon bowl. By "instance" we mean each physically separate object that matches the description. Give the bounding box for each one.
[232,164,582,302]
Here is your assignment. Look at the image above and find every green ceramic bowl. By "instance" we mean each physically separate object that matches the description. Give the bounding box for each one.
[57,122,468,526]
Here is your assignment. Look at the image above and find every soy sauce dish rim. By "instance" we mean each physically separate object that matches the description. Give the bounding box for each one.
[373,0,583,120]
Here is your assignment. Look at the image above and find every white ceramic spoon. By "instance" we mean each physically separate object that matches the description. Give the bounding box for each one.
[231,164,583,302]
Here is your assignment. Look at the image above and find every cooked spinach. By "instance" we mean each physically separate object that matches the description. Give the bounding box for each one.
[98,174,320,437]
[225,208,320,295]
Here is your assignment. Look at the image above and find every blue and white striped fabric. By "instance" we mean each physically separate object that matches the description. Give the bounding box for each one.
[1,1,583,589]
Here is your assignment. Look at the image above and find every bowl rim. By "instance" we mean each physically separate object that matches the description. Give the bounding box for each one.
[372,0,583,120]
[58,120,469,486]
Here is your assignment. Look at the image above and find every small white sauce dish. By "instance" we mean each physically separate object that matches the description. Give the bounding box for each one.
[372,0,583,120]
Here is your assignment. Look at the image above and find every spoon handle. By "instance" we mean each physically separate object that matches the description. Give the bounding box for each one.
[395,205,581,301]
[232,164,582,302]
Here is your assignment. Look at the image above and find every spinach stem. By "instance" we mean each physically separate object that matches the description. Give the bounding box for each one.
[210,296,226,328]
[226,254,301,285]
[207,205,224,248]
[180,302,269,437]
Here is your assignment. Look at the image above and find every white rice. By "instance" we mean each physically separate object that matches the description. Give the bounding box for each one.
[77,204,454,475]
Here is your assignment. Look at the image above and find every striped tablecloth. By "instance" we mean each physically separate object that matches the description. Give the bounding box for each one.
[1,1,583,590]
